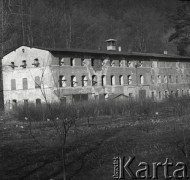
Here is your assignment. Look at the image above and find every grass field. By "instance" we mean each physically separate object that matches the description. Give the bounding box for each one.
[1,100,190,180]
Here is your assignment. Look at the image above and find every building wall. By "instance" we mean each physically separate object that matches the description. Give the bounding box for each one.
[2,46,59,110]
[2,46,190,109]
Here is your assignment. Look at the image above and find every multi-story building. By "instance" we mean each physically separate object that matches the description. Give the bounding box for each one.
[2,39,190,109]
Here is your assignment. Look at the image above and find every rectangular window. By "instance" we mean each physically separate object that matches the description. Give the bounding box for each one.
[23,78,28,90]
[70,58,75,66]
[151,91,154,100]
[168,75,172,83]
[11,79,16,90]
[159,91,162,99]
[157,75,161,83]
[36,98,41,107]
[24,99,28,107]
[12,99,17,110]
[35,76,41,88]
[32,58,40,67]
[59,58,65,66]
[21,60,27,68]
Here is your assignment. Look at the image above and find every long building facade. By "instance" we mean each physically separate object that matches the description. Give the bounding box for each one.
[2,42,190,109]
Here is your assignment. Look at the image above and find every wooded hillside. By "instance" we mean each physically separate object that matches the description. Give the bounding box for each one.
[0,0,189,56]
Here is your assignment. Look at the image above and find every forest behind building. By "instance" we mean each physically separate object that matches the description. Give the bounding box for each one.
[0,0,190,56]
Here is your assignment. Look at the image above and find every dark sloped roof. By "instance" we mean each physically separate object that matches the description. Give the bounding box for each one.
[33,46,190,60]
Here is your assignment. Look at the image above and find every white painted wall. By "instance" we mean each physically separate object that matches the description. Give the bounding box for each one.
[2,46,59,110]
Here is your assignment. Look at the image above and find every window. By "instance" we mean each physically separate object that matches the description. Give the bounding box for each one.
[71,76,77,87]
[119,75,124,85]
[157,75,161,83]
[187,89,190,96]
[11,79,16,90]
[171,91,174,97]
[176,90,179,97]
[119,60,123,67]
[140,75,144,84]
[164,75,167,83]
[102,75,106,86]
[151,91,154,100]
[70,58,75,66]
[32,58,40,67]
[10,62,17,69]
[35,76,41,88]
[129,93,133,97]
[59,58,65,66]
[92,75,97,86]
[159,91,162,99]
[128,75,132,85]
[139,61,143,67]
[12,99,17,110]
[176,75,179,83]
[165,91,168,98]
[24,99,28,107]
[111,75,115,86]
[110,60,115,67]
[82,76,88,87]
[36,99,41,107]
[60,97,66,106]
[151,75,154,84]
[91,58,95,66]
[21,60,27,68]
[59,76,66,87]
[126,61,132,67]
[23,78,28,90]
[168,75,172,83]
[81,59,85,66]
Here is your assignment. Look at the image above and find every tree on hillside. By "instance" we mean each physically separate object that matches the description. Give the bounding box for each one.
[169,2,190,56]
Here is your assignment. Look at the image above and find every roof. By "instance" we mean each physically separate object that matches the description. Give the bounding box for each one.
[33,46,190,60]
[107,94,129,100]
[105,39,117,42]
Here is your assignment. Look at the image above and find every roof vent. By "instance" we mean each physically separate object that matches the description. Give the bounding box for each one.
[105,39,117,51]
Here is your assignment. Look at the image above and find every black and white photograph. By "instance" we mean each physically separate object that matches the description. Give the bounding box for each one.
[1,0,190,179]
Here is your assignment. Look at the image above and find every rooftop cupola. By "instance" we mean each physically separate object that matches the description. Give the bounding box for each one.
[105,39,117,51]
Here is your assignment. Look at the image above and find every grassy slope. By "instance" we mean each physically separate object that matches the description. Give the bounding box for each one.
[1,114,190,180]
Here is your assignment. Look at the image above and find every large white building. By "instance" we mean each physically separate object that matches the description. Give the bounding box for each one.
[2,42,190,110]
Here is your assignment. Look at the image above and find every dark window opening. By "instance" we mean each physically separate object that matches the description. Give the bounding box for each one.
[32,58,40,67]
[91,58,95,66]
[12,99,17,110]
[72,94,88,103]
[82,76,88,87]
[59,58,65,66]
[21,60,27,68]
[10,62,17,69]
[92,75,97,86]
[81,59,85,66]
[151,91,154,100]
[70,58,75,66]
[71,76,77,87]
[24,99,28,107]
[102,75,106,86]
[60,97,66,106]
[36,99,41,107]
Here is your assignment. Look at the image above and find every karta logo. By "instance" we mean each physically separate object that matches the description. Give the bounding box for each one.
[113,156,189,179]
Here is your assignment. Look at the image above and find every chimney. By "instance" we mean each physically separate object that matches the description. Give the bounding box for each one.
[164,50,168,55]
[105,39,117,51]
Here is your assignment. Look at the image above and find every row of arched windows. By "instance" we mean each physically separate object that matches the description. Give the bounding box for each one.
[59,75,144,87]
